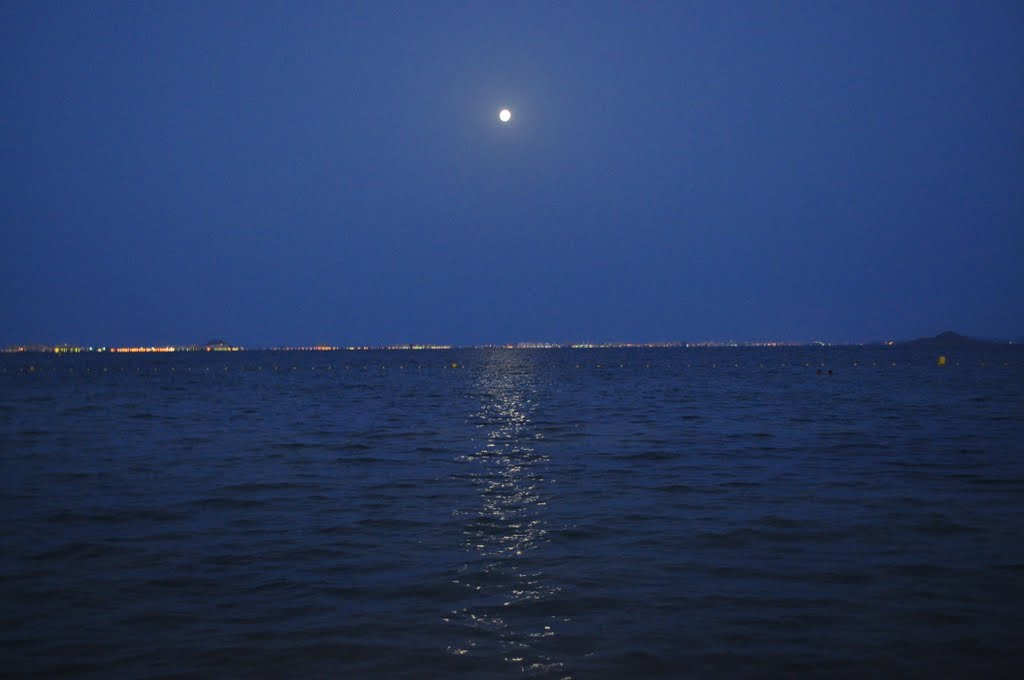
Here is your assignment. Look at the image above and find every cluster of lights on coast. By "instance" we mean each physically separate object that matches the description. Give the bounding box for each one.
[5,344,244,354]
[4,340,816,354]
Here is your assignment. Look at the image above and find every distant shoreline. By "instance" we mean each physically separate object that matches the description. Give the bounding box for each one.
[2,332,1018,354]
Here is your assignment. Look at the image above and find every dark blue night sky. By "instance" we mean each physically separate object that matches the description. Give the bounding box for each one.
[3,1,1022,347]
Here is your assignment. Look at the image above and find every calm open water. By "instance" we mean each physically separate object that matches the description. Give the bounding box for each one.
[1,347,1023,678]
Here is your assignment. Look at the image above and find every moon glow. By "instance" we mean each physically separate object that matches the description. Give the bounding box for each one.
[499,108,512,123]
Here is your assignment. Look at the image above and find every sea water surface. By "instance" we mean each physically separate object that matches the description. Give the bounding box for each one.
[1,347,1023,677]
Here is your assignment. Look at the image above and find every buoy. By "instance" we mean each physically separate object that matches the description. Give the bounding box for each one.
[450,362,458,369]
[937,355,947,366]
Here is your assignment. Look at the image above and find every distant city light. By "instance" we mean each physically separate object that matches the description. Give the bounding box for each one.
[3,339,856,354]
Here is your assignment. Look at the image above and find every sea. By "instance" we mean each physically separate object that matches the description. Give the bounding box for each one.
[1,346,1022,678]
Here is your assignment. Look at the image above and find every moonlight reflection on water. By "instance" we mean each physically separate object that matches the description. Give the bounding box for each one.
[447,351,565,675]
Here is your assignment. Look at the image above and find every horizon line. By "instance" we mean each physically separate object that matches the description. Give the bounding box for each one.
[3,331,1019,354]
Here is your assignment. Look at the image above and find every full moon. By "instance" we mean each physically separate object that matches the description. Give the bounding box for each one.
[499,108,512,123]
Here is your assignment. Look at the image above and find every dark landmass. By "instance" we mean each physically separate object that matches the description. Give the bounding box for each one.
[896,331,1014,348]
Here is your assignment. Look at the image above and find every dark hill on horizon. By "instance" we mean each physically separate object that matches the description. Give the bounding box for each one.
[897,331,1013,348]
